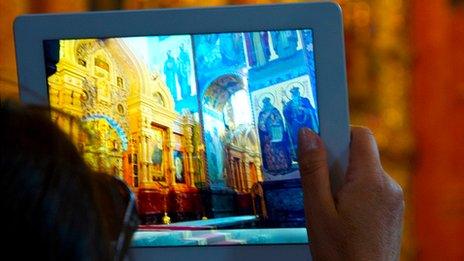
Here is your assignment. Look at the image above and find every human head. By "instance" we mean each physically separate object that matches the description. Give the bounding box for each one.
[0,100,137,260]
[290,86,301,98]
[262,97,272,109]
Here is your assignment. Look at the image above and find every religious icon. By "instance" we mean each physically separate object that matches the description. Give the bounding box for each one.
[173,150,185,183]
[219,33,244,66]
[271,30,298,58]
[245,32,271,66]
[257,96,293,174]
[151,131,163,166]
[117,104,125,114]
[96,78,110,99]
[80,90,89,102]
[163,50,178,100]
[150,129,165,182]
[117,76,124,88]
[283,86,318,159]
[176,44,191,99]
[194,34,222,72]
[204,127,224,182]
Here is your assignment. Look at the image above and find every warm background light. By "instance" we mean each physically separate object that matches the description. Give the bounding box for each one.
[1,0,463,260]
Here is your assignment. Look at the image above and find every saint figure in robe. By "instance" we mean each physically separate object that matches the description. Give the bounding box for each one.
[258,97,292,174]
[283,86,318,160]
[176,44,191,99]
[163,50,178,100]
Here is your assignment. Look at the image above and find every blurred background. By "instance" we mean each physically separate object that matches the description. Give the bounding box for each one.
[1,0,463,260]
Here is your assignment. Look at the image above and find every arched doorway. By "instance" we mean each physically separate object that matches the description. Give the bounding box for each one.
[200,73,264,217]
[80,114,129,179]
[201,74,248,187]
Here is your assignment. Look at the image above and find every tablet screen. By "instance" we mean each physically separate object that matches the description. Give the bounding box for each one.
[43,29,318,247]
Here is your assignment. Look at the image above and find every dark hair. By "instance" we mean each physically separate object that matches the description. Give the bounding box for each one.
[0,100,114,260]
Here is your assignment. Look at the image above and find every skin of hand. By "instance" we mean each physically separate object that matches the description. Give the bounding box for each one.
[298,126,404,261]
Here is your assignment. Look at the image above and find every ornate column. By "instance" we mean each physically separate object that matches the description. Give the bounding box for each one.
[183,114,195,187]
[139,135,147,183]
[243,155,252,191]
[237,159,243,192]
[145,135,151,181]
[232,157,238,190]
[166,131,175,186]
[296,30,303,50]
[192,123,207,186]
[241,160,247,192]
[267,31,278,60]
[254,156,263,182]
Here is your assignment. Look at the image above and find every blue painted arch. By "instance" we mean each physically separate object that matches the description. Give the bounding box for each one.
[200,70,247,99]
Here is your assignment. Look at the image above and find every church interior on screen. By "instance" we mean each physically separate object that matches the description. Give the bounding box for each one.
[44,29,319,246]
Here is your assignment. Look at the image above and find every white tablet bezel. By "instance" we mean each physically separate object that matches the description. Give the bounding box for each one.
[14,2,349,260]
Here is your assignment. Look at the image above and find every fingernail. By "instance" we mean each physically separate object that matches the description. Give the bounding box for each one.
[298,128,320,151]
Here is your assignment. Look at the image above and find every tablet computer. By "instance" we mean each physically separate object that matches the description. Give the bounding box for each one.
[14,2,349,260]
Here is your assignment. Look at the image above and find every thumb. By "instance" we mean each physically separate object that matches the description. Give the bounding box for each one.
[298,128,337,222]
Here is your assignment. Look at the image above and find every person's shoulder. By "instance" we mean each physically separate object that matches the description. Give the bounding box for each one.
[301,97,311,103]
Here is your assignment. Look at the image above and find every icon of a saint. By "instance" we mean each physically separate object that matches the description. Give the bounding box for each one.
[258,97,292,174]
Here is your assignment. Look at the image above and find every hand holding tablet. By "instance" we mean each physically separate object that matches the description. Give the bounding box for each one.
[298,127,404,260]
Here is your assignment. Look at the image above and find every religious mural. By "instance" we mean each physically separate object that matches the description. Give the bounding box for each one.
[149,127,166,182]
[173,150,185,183]
[270,30,299,58]
[250,75,318,180]
[44,28,319,244]
[257,96,293,174]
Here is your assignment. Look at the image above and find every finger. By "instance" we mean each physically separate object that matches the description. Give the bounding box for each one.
[298,128,337,221]
[347,126,383,181]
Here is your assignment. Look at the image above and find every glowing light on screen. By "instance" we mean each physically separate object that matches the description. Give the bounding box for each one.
[231,89,253,125]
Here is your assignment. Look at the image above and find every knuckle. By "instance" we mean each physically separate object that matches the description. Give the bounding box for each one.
[382,174,405,209]
[383,173,403,197]
[391,182,404,203]
[299,150,327,176]
[299,159,326,176]
[351,125,374,137]
[363,168,385,185]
